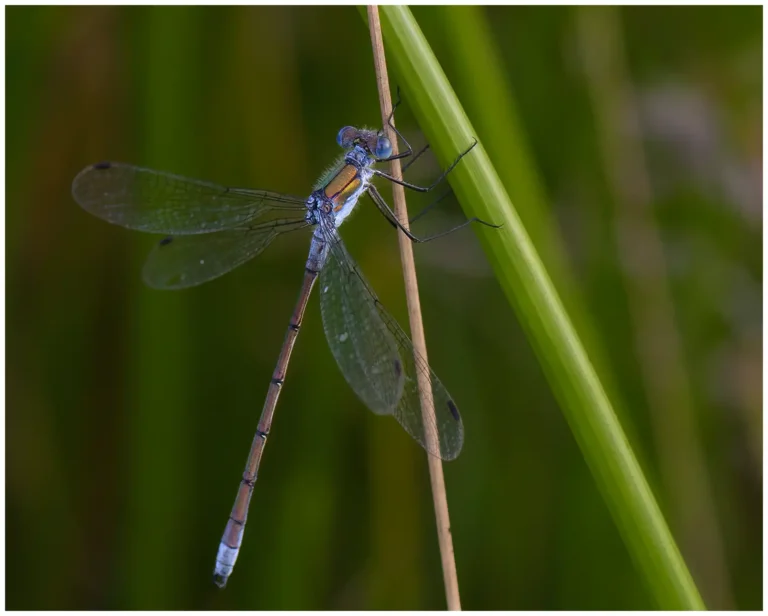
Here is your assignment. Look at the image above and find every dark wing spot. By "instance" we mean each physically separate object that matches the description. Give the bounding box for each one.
[159,236,173,246]
[393,359,402,378]
[92,161,112,170]
[447,400,460,421]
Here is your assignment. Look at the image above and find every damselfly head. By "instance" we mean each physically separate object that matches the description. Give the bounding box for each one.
[336,126,391,159]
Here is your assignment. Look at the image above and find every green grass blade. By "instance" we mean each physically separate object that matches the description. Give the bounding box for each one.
[431,4,634,441]
[363,6,706,610]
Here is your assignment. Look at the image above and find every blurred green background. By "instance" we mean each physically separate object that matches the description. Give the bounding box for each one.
[6,5,761,610]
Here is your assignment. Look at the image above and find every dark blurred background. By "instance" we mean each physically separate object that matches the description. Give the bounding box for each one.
[6,5,761,610]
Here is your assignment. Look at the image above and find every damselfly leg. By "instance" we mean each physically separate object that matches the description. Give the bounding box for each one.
[367,184,499,244]
[374,86,415,165]
[401,143,431,174]
[368,129,499,243]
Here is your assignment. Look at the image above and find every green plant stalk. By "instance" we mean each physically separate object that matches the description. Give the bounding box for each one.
[435,6,626,417]
[362,6,705,610]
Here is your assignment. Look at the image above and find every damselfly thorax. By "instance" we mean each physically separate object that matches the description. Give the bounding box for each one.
[306,138,378,229]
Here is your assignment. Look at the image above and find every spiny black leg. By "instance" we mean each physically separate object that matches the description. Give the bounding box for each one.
[367,184,424,243]
[376,87,416,164]
[374,139,478,193]
[385,85,403,126]
[416,217,502,242]
[367,183,501,243]
[402,143,431,174]
[409,189,501,229]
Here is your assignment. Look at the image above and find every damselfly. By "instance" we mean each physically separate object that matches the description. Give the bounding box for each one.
[72,99,488,587]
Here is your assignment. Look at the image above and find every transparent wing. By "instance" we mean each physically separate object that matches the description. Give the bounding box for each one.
[72,162,307,235]
[319,222,463,460]
[319,231,404,416]
[144,219,309,289]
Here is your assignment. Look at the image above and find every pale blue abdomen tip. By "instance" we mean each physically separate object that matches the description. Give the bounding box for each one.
[213,543,238,588]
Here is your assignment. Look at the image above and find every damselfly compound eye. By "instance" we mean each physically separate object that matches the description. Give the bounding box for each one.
[375,135,393,159]
[336,126,357,148]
